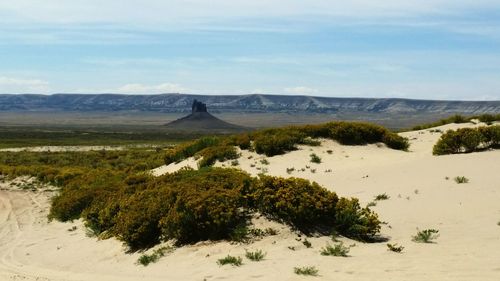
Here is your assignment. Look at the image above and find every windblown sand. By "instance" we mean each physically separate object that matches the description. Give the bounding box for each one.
[1,122,500,281]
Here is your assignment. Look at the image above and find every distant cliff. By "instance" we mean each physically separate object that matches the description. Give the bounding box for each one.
[0,94,498,114]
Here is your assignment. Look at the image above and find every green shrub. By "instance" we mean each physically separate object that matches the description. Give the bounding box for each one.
[374,193,390,201]
[433,129,463,155]
[433,126,500,155]
[449,114,468,124]
[217,255,243,266]
[49,187,99,221]
[320,242,351,257]
[253,129,306,156]
[329,122,385,145]
[245,250,266,261]
[454,176,469,184]
[260,159,270,165]
[310,153,321,164]
[478,126,500,147]
[265,228,278,235]
[114,189,172,249]
[382,133,410,150]
[412,229,439,243]
[230,134,251,150]
[294,266,319,276]
[196,145,239,168]
[334,198,381,241]
[459,128,484,152]
[159,168,252,245]
[137,246,174,266]
[249,175,339,232]
[303,239,312,248]
[229,223,251,243]
[137,253,158,266]
[366,201,376,208]
[386,243,404,253]
[164,136,220,165]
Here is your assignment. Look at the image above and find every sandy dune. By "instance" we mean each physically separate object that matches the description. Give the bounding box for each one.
[1,122,500,280]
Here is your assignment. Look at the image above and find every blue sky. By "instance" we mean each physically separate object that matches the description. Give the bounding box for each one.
[0,0,499,100]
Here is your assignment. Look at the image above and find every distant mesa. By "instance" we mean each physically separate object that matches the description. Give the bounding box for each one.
[165,99,246,132]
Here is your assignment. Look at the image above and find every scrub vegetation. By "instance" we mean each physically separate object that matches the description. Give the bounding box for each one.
[0,121,400,252]
[164,121,410,168]
[433,125,500,155]
[0,148,381,250]
[411,114,500,131]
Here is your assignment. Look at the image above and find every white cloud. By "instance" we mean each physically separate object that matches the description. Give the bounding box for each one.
[284,86,318,95]
[0,76,50,93]
[115,83,189,94]
[1,1,498,26]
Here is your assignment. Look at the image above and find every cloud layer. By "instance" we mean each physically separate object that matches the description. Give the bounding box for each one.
[0,76,50,93]
[0,1,498,99]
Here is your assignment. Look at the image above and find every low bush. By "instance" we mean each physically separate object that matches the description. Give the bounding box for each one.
[310,153,321,164]
[334,198,381,241]
[49,186,100,221]
[412,229,439,243]
[374,193,390,201]
[229,223,251,243]
[217,255,243,266]
[158,168,252,245]
[433,125,500,155]
[382,133,410,150]
[245,250,266,261]
[113,189,172,249]
[303,239,312,248]
[230,134,251,150]
[320,242,351,257]
[386,243,404,253]
[294,266,319,276]
[248,175,339,232]
[196,145,239,168]
[329,122,385,145]
[164,136,220,165]
[479,126,500,147]
[476,114,500,124]
[260,159,270,165]
[454,176,469,184]
[253,128,306,156]
[137,246,174,266]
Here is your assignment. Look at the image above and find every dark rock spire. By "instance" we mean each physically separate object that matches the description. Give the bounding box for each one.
[191,99,207,113]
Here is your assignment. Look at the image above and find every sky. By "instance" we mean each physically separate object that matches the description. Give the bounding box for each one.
[0,0,499,100]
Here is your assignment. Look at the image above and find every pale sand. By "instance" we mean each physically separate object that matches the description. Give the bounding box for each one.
[1,122,500,280]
